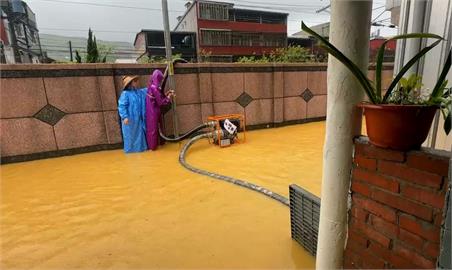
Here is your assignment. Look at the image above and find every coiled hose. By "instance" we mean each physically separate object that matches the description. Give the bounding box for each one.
[179,132,290,207]
[159,122,214,142]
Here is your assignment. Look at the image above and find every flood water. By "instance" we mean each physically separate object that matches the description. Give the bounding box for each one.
[1,122,325,269]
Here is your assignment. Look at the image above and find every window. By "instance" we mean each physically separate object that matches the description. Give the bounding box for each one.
[200,30,231,46]
[15,24,24,38]
[261,14,286,24]
[262,33,286,47]
[232,32,261,47]
[234,11,260,23]
[29,30,36,43]
[199,2,229,21]
[181,35,193,48]
[231,10,286,24]
[230,32,286,47]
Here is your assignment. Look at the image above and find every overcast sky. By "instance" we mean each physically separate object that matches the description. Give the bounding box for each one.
[24,0,397,43]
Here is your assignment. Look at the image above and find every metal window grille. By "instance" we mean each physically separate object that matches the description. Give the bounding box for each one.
[231,32,261,46]
[234,11,260,23]
[200,30,231,46]
[289,184,321,256]
[199,2,229,21]
[261,14,286,24]
[15,23,25,38]
[232,11,285,24]
[262,34,286,47]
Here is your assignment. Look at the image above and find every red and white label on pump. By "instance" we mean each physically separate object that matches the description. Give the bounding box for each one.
[224,119,237,135]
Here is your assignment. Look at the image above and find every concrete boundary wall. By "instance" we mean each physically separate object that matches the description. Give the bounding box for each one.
[0,63,394,163]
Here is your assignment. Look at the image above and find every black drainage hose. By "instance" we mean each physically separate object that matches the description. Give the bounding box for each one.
[159,122,213,142]
[179,132,290,207]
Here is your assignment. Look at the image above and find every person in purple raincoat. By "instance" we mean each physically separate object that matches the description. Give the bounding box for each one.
[145,70,175,150]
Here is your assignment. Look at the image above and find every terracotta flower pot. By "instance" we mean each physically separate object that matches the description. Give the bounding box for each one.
[359,103,437,151]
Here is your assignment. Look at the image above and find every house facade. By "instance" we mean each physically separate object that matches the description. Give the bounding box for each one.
[174,0,288,62]
[0,0,43,63]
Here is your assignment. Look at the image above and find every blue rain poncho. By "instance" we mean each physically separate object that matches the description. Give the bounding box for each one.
[118,88,148,153]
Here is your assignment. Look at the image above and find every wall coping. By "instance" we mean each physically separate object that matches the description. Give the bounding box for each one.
[355,136,451,159]
[0,63,394,78]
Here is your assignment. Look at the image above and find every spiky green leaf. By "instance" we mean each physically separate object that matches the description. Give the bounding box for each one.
[383,39,442,102]
[430,50,452,101]
[302,22,377,103]
[376,33,442,100]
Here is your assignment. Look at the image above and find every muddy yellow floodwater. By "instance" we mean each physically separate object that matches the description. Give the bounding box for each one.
[1,122,325,269]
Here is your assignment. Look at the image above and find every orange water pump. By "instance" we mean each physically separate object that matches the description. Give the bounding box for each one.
[206,114,246,148]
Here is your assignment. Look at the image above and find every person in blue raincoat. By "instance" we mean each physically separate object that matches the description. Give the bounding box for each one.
[118,75,148,153]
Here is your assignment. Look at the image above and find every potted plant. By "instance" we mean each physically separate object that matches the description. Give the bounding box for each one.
[302,22,451,150]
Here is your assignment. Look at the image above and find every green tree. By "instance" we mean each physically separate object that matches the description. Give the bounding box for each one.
[75,28,106,63]
[86,29,99,63]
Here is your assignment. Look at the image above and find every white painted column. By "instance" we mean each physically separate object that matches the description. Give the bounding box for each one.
[394,0,429,75]
[421,0,452,150]
[316,1,372,269]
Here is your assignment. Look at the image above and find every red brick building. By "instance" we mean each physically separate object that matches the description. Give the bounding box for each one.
[174,0,288,62]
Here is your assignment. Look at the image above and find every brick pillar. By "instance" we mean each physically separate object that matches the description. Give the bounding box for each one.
[344,137,450,269]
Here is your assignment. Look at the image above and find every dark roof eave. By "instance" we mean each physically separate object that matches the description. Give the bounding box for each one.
[133,30,196,46]
[137,29,196,34]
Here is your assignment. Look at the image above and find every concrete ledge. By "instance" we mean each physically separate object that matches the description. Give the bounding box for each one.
[355,136,452,159]
[0,63,394,78]
[1,143,123,164]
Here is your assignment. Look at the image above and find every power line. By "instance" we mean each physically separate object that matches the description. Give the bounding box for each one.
[39,39,134,49]
[40,39,133,46]
[45,49,142,55]
[372,9,387,22]
[42,45,135,50]
[233,4,331,16]
[41,44,139,52]
[40,27,137,33]
[373,5,386,10]
[27,0,185,12]
[40,42,137,49]
[316,4,330,14]
[39,38,133,47]
[227,0,324,9]
[371,22,397,28]
[32,0,333,40]
[41,21,327,31]
[31,0,327,16]
[288,18,328,24]
[32,0,330,30]
[374,17,391,23]
[233,3,326,13]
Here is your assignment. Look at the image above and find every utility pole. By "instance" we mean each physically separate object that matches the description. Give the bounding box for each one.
[69,41,73,62]
[161,0,179,137]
